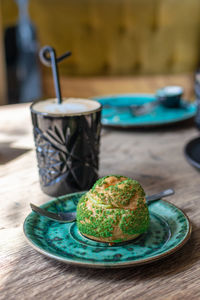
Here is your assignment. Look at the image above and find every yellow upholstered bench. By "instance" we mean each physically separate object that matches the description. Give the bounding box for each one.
[2,0,200,76]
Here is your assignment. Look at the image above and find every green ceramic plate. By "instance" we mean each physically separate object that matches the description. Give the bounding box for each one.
[92,94,197,128]
[23,192,192,268]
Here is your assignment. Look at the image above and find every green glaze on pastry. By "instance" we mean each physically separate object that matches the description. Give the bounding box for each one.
[76,175,149,243]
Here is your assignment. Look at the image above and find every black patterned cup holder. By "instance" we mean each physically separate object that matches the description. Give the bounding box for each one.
[30,100,102,197]
[184,69,200,170]
[195,70,200,130]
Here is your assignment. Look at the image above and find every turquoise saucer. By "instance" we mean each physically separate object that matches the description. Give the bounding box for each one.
[92,94,196,128]
[23,192,191,268]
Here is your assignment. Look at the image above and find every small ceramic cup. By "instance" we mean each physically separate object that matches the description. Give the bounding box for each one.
[30,98,102,197]
[156,86,184,108]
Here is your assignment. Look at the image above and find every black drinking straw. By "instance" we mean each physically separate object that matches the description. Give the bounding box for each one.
[39,46,71,104]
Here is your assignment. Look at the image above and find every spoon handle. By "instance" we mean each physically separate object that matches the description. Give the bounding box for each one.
[30,203,76,223]
[146,189,175,203]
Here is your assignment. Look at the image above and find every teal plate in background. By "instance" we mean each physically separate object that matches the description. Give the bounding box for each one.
[23,192,192,268]
[92,94,197,128]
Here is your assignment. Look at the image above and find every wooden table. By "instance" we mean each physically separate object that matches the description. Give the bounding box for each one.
[1,76,200,299]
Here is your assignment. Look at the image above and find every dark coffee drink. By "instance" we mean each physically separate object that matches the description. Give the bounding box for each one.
[30,98,102,197]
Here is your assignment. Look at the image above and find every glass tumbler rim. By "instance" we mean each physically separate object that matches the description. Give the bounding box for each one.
[30,98,102,118]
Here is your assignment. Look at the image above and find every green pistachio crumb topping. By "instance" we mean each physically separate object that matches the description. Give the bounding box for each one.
[76,175,149,242]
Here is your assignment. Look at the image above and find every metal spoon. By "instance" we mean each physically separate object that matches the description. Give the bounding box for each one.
[130,99,161,116]
[30,189,174,223]
[103,100,160,117]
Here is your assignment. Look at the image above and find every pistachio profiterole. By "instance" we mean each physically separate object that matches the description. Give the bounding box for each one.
[76,175,150,243]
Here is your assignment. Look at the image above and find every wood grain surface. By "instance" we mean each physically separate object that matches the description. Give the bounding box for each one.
[1,76,200,300]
